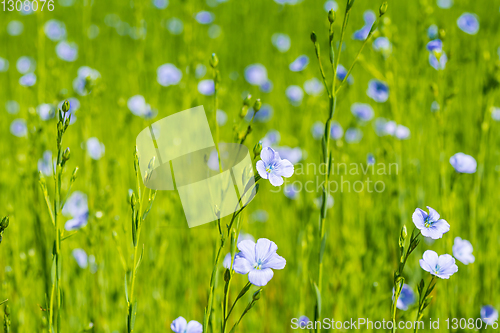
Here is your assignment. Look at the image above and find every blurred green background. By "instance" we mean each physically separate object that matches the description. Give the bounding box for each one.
[1,0,499,331]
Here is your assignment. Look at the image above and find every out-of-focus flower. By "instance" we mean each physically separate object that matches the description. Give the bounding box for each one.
[314,194,334,209]
[275,146,302,164]
[285,85,304,106]
[299,316,311,328]
[58,98,80,124]
[245,64,268,86]
[345,128,363,143]
[256,147,294,187]
[367,153,375,165]
[429,52,447,70]
[0,57,9,72]
[431,101,440,112]
[367,79,389,102]
[73,66,101,96]
[37,103,55,121]
[7,20,24,36]
[457,13,479,35]
[233,238,286,286]
[449,152,477,174]
[304,77,324,96]
[195,11,214,24]
[352,10,376,40]
[19,73,37,86]
[195,64,206,79]
[56,41,78,62]
[419,250,458,279]
[44,19,67,41]
[72,249,88,269]
[437,0,452,9]
[412,206,449,239]
[491,107,500,121]
[311,121,324,140]
[63,191,89,231]
[10,119,27,137]
[87,137,105,160]
[127,95,157,119]
[426,39,443,52]
[289,55,309,72]
[428,24,438,39]
[16,56,36,74]
[336,64,353,84]
[261,130,281,147]
[5,100,19,114]
[260,80,273,93]
[152,0,168,9]
[395,125,410,140]
[38,150,53,176]
[323,0,338,12]
[452,237,475,265]
[166,18,183,35]
[157,63,182,86]
[216,110,227,126]
[272,33,291,52]
[351,103,374,121]
[394,284,416,311]
[245,104,273,122]
[284,184,299,200]
[481,306,499,326]
[197,79,215,95]
[373,37,392,55]
[170,317,202,333]
[331,121,344,140]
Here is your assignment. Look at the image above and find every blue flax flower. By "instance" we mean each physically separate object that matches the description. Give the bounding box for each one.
[449,152,476,174]
[457,13,479,35]
[367,79,389,102]
[419,250,458,279]
[256,147,294,186]
[171,316,202,333]
[394,284,416,310]
[481,306,499,325]
[452,237,475,265]
[233,238,286,286]
[412,206,450,239]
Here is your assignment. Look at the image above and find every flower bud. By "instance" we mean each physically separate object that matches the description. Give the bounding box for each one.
[401,225,407,240]
[253,99,262,112]
[252,289,262,301]
[253,141,263,157]
[62,100,70,113]
[438,29,446,40]
[243,94,252,106]
[379,2,388,16]
[328,9,335,24]
[224,268,231,282]
[210,53,219,68]
[0,216,9,231]
[310,31,317,43]
[62,147,71,162]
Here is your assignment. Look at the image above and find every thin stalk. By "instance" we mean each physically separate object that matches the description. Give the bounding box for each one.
[223,281,251,332]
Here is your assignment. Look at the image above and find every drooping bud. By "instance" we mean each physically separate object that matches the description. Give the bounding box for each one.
[252,289,262,301]
[243,94,252,106]
[210,53,219,68]
[62,147,71,162]
[62,100,70,113]
[224,268,231,282]
[379,2,388,17]
[328,9,335,24]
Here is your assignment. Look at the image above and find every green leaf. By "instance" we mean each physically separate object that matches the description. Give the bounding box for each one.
[124,274,129,303]
[313,282,322,319]
[135,244,145,271]
[319,233,327,264]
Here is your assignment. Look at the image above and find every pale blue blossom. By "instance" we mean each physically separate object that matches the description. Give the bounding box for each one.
[7,21,24,36]
[16,56,35,74]
[10,119,27,137]
[38,151,53,176]
[152,0,168,9]
[367,79,389,102]
[457,13,479,35]
[491,107,500,121]
[5,101,19,114]
[367,153,375,165]
[284,184,299,200]
[44,19,66,41]
[166,18,183,35]
[395,125,410,140]
[19,71,37,85]
[336,64,353,84]
[272,33,291,52]
[312,121,324,140]
[419,250,458,279]
[198,79,215,95]
[431,101,440,112]
[437,0,452,9]
[37,103,55,121]
[345,128,362,143]
[428,24,438,39]
[481,306,499,326]
[275,146,302,164]
[331,121,344,140]
[323,0,338,11]
[393,284,416,310]
[256,147,294,186]
[285,85,304,106]
[171,317,202,333]
[452,237,475,265]
[157,63,182,86]
[56,41,78,62]
[72,249,88,269]
[244,64,268,86]
[73,66,101,96]
[245,104,273,122]
[261,130,281,147]
[195,11,214,24]
[0,58,9,72]
[352,10,376,40]
[195,64,206,79]
[351,103,374,121]
[127,95,157,119]
[289,55,309,72]
[429,52,447,70]
[63,191,89,231]
[216,110,227,126]
[233,238,286,286]
[412,206,450,239]
[87,137,105,160]
[304,77,324,96]
[449,152,477,174]
[373,37,392,55]
[426,39,442,52]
